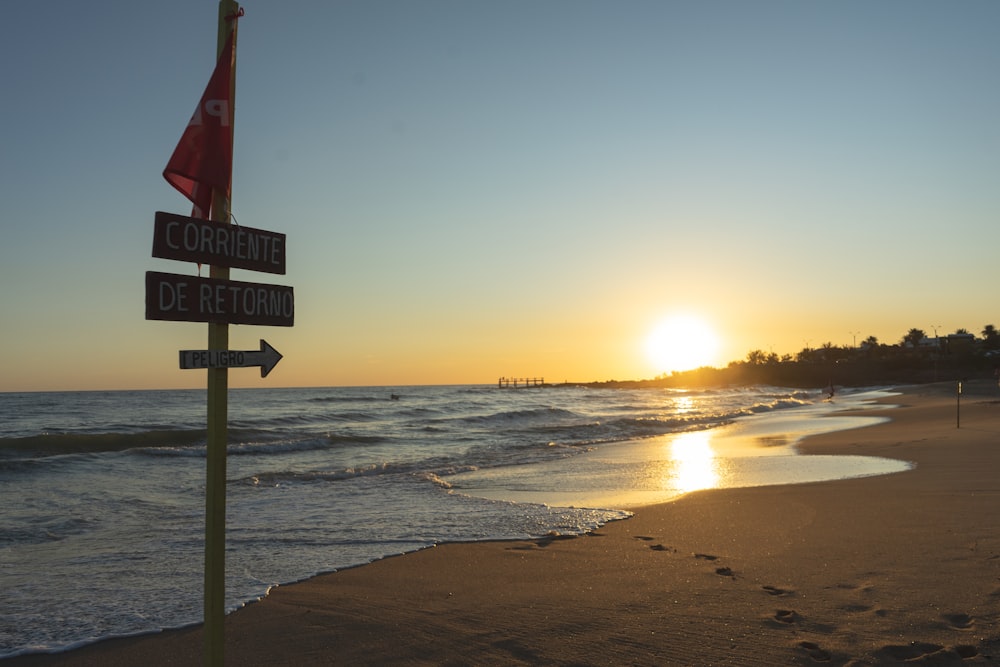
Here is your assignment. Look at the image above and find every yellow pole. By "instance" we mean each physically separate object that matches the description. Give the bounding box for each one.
[205,2,238,665]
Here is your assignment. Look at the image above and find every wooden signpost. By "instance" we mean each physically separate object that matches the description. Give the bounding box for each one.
[145,237,293,665]
[144,3,295,665]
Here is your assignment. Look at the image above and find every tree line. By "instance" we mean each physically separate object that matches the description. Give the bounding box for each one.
[585,325,1000,390]
[743,324,1000,368]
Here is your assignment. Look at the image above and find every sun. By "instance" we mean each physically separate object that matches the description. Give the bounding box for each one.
[646,314,720,373]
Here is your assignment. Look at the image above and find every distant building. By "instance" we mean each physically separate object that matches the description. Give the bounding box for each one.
[943,333,976,355]
[908,336,940,349]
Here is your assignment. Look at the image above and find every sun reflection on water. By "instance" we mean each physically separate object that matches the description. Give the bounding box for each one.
[668,430,720,493]
[672,394,695,414]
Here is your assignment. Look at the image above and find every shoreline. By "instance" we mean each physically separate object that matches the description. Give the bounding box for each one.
[6,381,1000,665]
[448,386,909,510]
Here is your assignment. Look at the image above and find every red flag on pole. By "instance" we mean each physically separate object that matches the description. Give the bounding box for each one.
[163,32,235,220]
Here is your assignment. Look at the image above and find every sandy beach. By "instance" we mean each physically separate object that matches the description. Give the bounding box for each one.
[6,382,999,666]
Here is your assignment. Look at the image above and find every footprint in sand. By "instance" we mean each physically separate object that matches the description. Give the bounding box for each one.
[762,585,793,597]
[943,612,974,630]
[876,643,980,661]
[632,536,676,552]
[798,641,831,662]
[691,553,732,576]
[773,609,798,624]
[873,642,945,662]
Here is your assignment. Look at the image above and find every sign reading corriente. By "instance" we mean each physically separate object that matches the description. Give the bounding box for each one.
[152,211,286,274]
[145,271,294,326]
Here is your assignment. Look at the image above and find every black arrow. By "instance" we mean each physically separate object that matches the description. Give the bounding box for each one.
[179,339,283,377]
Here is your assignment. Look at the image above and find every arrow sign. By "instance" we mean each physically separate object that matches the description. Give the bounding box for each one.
[179,339,283,377]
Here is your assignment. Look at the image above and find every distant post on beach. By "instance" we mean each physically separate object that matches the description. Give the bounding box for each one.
[957,380,962,429]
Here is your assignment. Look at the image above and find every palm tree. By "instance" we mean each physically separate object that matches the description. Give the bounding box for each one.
[902,328,926,347]
[982,324,1000,349]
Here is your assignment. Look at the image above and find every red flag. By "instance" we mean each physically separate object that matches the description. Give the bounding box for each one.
[163,32,235,220]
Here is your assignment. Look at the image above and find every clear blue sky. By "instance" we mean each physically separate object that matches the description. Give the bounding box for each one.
[3,1,999,391]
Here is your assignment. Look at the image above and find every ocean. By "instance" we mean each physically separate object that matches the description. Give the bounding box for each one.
[0,384,910,658]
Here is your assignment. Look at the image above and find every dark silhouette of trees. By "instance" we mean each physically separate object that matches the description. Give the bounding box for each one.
[902,328,926,347]
[746,349,778,365]
[982,324,1000,350]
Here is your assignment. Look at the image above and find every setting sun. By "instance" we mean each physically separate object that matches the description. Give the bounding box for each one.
[646,314,721,373]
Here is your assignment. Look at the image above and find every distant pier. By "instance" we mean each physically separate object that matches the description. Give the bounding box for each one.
[498,376,546,388]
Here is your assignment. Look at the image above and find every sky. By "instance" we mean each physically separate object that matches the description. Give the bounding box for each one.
[2,1,1000,392]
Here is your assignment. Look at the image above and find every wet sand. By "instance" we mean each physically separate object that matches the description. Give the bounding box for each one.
[6,381,1000,665]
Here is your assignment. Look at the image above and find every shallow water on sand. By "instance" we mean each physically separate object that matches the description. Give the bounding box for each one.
[445,396,909,508]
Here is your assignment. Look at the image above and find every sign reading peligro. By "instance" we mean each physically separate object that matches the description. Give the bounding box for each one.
[180,339,283,377]
[146,271,294,327]
[152,211,286,274]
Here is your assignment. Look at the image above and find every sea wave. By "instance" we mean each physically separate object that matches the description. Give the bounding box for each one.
[0,516,96,548]
[740,397,812,414]
[231,437,575,489]
[307,394,392,403]
[456,407,582,427]
[0,429,207,458]
[0,428,394,460]
[234,463,396,486]
[457,398,815,449]
[138,432,391,458]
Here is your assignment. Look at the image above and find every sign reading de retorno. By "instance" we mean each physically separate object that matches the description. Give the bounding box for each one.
[145,271,294,327]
